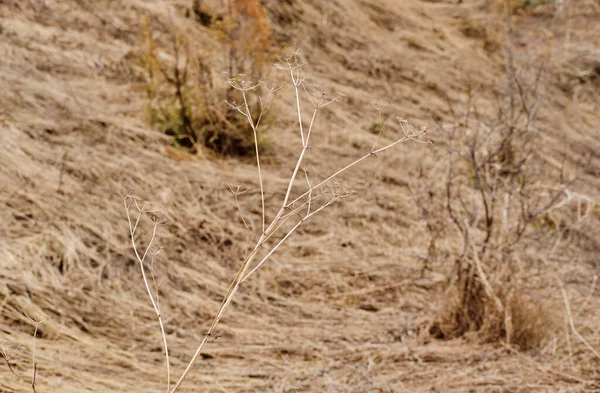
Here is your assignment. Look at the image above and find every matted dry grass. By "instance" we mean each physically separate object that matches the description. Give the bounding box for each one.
[1,0,599,392]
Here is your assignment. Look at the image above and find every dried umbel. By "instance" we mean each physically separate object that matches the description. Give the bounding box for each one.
[125,51,427,393]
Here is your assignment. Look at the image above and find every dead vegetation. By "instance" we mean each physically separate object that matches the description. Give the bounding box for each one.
[137,0,275,155]
[426,51,561,347]
[126,50,427,392]
[1,0,600,392]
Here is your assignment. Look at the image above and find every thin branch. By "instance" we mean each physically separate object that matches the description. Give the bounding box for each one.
[241,197,338,282]
[150,250,171,393]
[123,196,170,392]
[241,89,266,235]
[291,67,306,146]
[229,185,252,259]
[23,313,47,393]
[286,129,423,209]
[1,343,30,384]
[302,167,312,216]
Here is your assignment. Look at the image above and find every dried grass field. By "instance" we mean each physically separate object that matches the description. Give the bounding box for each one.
[1,0,600,392]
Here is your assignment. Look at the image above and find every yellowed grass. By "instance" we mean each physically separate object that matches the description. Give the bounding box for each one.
[1,0,600,392]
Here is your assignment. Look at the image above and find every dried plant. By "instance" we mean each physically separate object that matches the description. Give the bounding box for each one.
[216,0,274,80]
[427,8,581,349]
[125,51,426,392]
[138,14,274,155]
[1,313,48,393]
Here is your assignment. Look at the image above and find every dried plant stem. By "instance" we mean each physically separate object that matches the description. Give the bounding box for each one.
[465,223,504,313]
[280,106,315,210]
[286,132,416,209]
[25,314,47,393]
[556,273,600,360]
[241,198,336,282]
[2,314,48,393]
[31,324,39,391]
[134,54,425,393]
[241,90,266,234]
[291,67,306,146]
[1,351,30,384]
[169,240,260,392]
[169,124,420,393]
[124,197,171,393]
[229,186,251,258]
[303,169,312,215]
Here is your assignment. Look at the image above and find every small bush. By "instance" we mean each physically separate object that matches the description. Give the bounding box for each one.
[429,269,554,350]
[137,2,275,156]
[199,109,271,156]
[423,17,573,349]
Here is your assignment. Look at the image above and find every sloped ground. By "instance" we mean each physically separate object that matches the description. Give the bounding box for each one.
[1,0,599,392]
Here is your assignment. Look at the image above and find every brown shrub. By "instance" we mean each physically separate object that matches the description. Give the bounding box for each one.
[429,266,555,350]
[137,4,275,156]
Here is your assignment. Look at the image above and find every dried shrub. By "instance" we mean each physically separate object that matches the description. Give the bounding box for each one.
[137,3,275,156]
[425,12,573,348]
[429,270,554,350]
[216,0,274,79]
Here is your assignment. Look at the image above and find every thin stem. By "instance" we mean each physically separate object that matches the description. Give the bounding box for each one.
[124,197,170,392]
[171,223,274,392]
[304,170,312,216]
[1,350,30,384]
[172,196,339,393]
[291,68,305,146]
[31,324,38,385]
[150,255,171,393]
[242,90,266,234]
[241,197,336,282]
[233,191,251,259]
[287,133,415,209]
[158,315,170,392]
[31,363,37,393]
[22,313,47,393]
[280,86,318,212]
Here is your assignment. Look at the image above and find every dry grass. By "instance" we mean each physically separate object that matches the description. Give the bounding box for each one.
[1,0,600,392]
[429,281,555,350]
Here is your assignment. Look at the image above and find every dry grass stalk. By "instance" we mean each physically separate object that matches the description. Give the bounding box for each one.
[126,51,426,392]
[124,196,171,392]
[541,257,600,362]
[1,313,47,393]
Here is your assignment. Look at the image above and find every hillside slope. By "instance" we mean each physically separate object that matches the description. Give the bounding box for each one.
[1,1,599,392]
